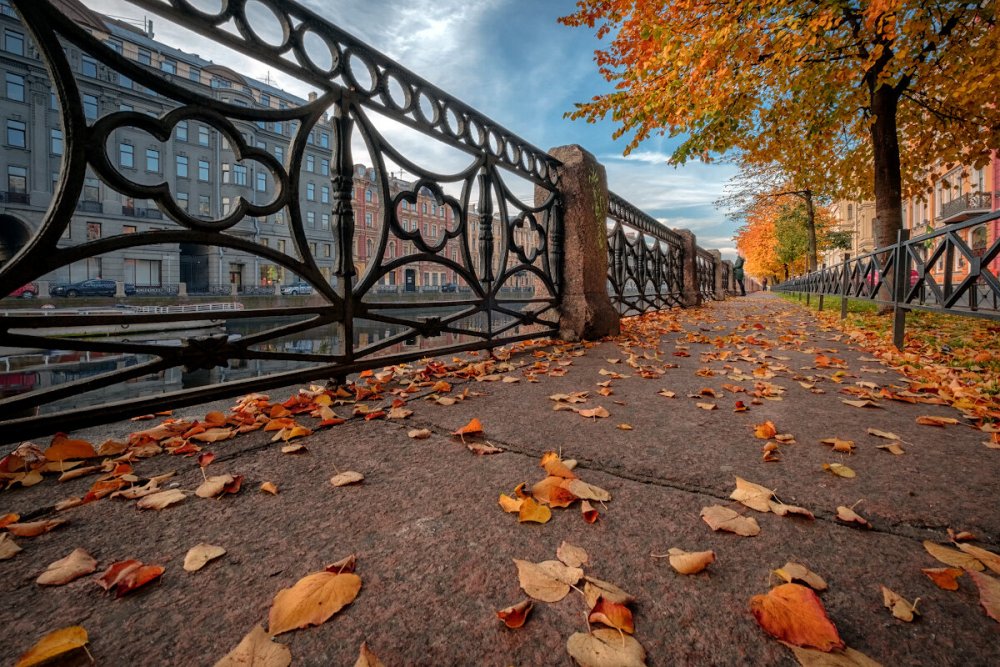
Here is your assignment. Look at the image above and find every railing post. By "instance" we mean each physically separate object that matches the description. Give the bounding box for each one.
[892,229,911,350]
[817,264,825,311]
[840,253,850,319]
[675,229,701,307]
[709,250,725,300]
[546,145,619,340]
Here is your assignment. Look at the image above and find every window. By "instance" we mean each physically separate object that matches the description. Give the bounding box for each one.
[256,171,267,192]
[198,159,209,181]
[260,92,270,107]
[323,243,331,258]
[321,214,329,229]
[177,192,188,211]
[275,145,284,162]
[125,258,162,286]
[81,56,98,78]
[7,165,26,192]
[119,103,132,112]
[198,194,211,216]
[233,164,247,186]
[176,155,188,178]
[83,94,98,120]
[83,177,99,201]
[86,222,101,240]
[105,38,122,53]
[222,163,230,183]
[119,143,134,168]
[306,155,314,172]
[6,73,24,101]
[307,131,314,145]
[198,126,210,146]
[138,49,151,65]
[145,148,160,172]
[319,132,329,148]
[176,120,187,142]
[4,29,24,56]
[277,239,286,253]
[122,225,136,234]
[320,159,329,176]
[422,203,428,214]
[256,120,266,130]
[6,120,25,147]
[365,212,373,227]
[306,183,315,201]
[307,211,315,227]
[50,91,57,110]
[321,186,329,204]
[189,66,200,82]
[274,121,282,134]
[161,58,176,74]
[309,242,317,256]
[50,128,62,155]
[365,189,373,202]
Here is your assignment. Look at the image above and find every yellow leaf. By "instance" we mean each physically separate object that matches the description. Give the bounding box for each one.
[822,463,855,478]
[881,586,919,622]
[354,641,385,667]
[267,571,362,636]
[330,471,364,487]
[498,494,523,513]
[956,543,1000,575]
[214,625,290,667]
[923,540,984,570]
[517,497,552,524]
[16,626,89,667]
[664,548,715,575]
[773,562,828,591]
[701,505,760,536]
[184,543,227,572]
[260,481,279,495]
[513,558,583,603]
[730,477,774,512]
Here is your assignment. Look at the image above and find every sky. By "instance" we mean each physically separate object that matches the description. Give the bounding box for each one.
[83,0,740,257]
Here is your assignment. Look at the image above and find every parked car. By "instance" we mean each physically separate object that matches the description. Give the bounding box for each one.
[6,282,38,298]
[49,279,135,297]
[280,282,314,296]
[440,282,458,293]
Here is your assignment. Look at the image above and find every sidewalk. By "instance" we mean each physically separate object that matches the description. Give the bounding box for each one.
[2,293,999,665]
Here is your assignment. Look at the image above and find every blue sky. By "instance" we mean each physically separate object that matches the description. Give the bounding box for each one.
[85,0,739,257]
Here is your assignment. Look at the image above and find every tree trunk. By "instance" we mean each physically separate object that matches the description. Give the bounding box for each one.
[803,189,817,271]
[869,83,904,311]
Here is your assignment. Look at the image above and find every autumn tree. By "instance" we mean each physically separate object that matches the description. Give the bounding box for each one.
[561,1,1000,253]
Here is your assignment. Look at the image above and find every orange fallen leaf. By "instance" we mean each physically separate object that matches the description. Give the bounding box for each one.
[15,626,89,667]
[96,559,164,597]
[204,411,227,427]
[496,599,534,629]
[836,506,872,529]
[750,583,844,651]
[260,482,279,495]
[0,512,20,529]
[214,625,291,667]
[518,497,552,524]
[354,641,385,667]
[267,570,362,636]
[923,540,984,571]
[921,567,963,591]
[578,406,610,419]
[198,452,215,468]
[916,415,959,427]
[452,418,484,436]
[754,421,777,439]
[498,494,523,513]
[44,436,97,461]
[734,401,749,412]
[5,520,67,538]
[820,438,855,454]
[581,500,599,523]
[540,451,576,479]
[967,570,1000,624]
[588,596,635,634]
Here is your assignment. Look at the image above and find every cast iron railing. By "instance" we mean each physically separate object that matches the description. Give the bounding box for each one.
[696,248,716,300]
[774,210,1000,347]
[606,192,685,315]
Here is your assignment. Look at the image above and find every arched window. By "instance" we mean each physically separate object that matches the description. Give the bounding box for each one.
[366,238,373,259]
[387,241,395,259]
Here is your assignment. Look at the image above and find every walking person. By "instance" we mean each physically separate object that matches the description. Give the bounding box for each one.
[734,255,746,296]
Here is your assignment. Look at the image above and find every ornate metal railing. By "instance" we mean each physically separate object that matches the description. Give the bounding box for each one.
[0,0,564,441]
[606,192,684,315]
[696,248,716,300]
[938,191,994,223]
[775,210,1000,346]
[721,261,731,295]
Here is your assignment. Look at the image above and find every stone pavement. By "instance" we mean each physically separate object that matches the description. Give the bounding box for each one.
[2,293,999,665]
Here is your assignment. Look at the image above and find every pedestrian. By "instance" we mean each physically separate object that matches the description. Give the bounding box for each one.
[762,277,768,292]
[734,255,746,296]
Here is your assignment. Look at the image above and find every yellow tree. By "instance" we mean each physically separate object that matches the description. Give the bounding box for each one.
[561,1,1000,252]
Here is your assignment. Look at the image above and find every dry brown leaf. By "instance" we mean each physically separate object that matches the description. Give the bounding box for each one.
[532,476,578,507]
[867,428,901,440]
[588,596,635,634]
[916,415,959,427]
[923,540,984,571]
[820,438,856,454]
[407,428,432,439]
[583,576,635,609]
[15,626,90,667]
[354,641,385,667]
[330,471,364,487]
[214,624,290,667]
[136,488,187,510]
[781,642,884,666]
[842,399,880,409]
[881,586,919,622]
[566,628,647,667]
[184,543,226,572]
[967,570,1000,624]
[36,548,97,586]
[616,423,633,430]
[517,497,551,524]
[876,442,905,455]
[281,443,307,454]
[730,477,774,512]
[579,406,610,419]
[836,506,872,529]
[514,558,583,603]
[196,474,235,499]
[774,562,828,591]
[261,481,279,495]
[467,442,503,455]
[0,533,22,560]
[701,505,760,536]
[696,402,718,411]
[557,541,589,568]
[498,494,523,513]
[921,567,963,591]
[5,520,66,538]
[956,543,1000,575]
[768,502,815,520]
[750,583,844,651]
[822,463,855,478]
[664,548,715,575]
[562,478,611,502]
[658,389,676,398]
[581,500,599,524]
[496,599,533,629]
[267,570,362,636]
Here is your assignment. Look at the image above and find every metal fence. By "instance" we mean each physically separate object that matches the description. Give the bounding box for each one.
[0,0,726,442]
[774,210,1000,347]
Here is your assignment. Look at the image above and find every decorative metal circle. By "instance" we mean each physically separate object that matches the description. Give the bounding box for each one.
[467,117,486,148]
[174,0,227,21]
[383,70,413,113]
[443,104,464,139]
[344,48,379,94]
[242,0,289,50]
[298,27,338,75]
[487,128,503,157]
[415,88,440,126]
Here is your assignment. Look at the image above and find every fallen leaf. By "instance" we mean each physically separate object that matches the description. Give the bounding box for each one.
[557,541,589,568]
[407,428,432,439]
[781,642,883,666]
[842,399,880,409]
[581,500,599,523]
[923,541,984,571]
[730,477,774,512]
[768,501,815,520]
[496,599,533,629]
[836,506,872,529]
[566,628,647,667]
[750,583,844,651]
[876,442,905,455]
[452,418,484,436]
[658,389,676,398]
[196,474,235,498]
[330,471,364,487]
[137,489,187,510]
[588,596,635,634]
[15,626,89,667]
[0,533,22,560]
[563,479,611,502]
[281,443,307,454]
[754,421,778,439]
[214,624,290,667]
[36,548,98,586]
[916,415,960,427]
[820,438,855,454]
[96,560,165,597]
[881,586,919,622]
[583,576,635,609]
[498,494,523,513]
[579,406,610,419]
[514,558,583,602]
[354,641,385,667]
[774,562,828,591]
[947,528,976,542]
[696,402,717,411]
[261,481,279,495]
[531,476,578,507]
[325,554,357,574]
[956,543,1000,575]
[967,570,1000,624]
[822,463,855,478]
[184,543,226,572]
[5,520,66,537]
[921,567,963,591]
[701,505,760,536]
[662,548,715,575]
[268,570,362,636]
[44,437,97,461]
[867,428,901,440]
[540,451,577,479]
[617,423,634,430]
[518,497,552,524]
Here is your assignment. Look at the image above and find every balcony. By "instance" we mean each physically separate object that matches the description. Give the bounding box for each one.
[0,191,29,205]
[122,205,163,219]
[939,191,995,224]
